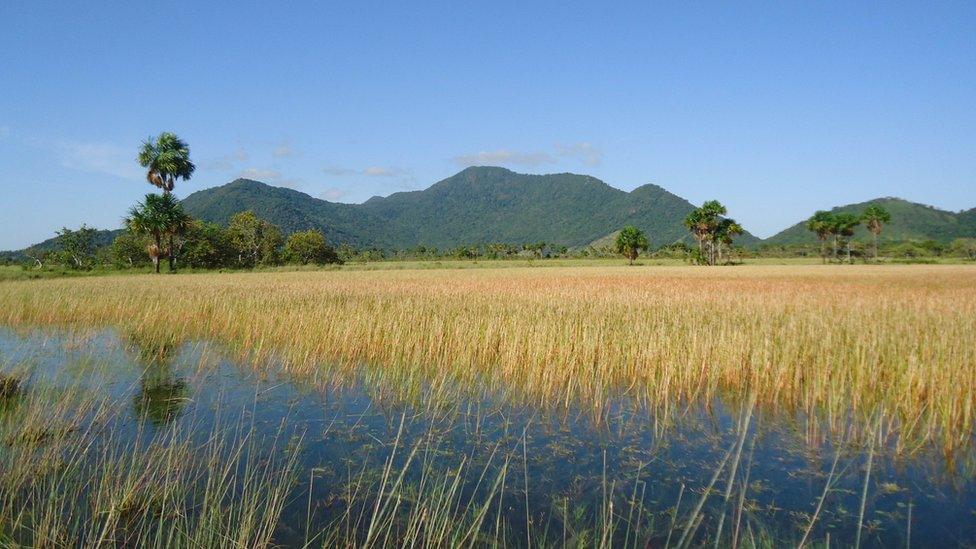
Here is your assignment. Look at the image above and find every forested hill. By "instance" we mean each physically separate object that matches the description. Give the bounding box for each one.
[181,166,761,249]
[764,197,976,245]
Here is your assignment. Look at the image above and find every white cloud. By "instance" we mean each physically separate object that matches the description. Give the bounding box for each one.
[272,142,298,159]
[451,149,556,168]
[324,165,408,178]
[319,187,348,201]
[55,141,142,180]
[556,142,603,166]
[200,148,249,170]
[452,142,604,169]
[236,167,303,189]
[237,168,281,181]
[323,165,356,176]
[362,166,407,177]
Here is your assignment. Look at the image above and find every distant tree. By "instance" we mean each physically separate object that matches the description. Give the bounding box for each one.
[615,226,648,265]
[55,225,98,270]
[124,193,186,273]
[137,132,195,193]
[337,243,358,263]
[226,211,284,267]
[683,200,728,265]
[805,211,836,264]
[861,205,891,261]
[284,229,340,265]
[180,221,235,269]
[23,246,46,269]
[950,238,976,260]
[831,213,861,263]
[163,200,192,272]
[714,218,743,265]
[111,232,150,268]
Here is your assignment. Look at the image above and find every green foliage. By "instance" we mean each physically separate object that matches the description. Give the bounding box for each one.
[614,226,648,264]
[950,238,976,260]
[137,132,195,192]
[861,205,891,235]
[54,225,99,270]
[227,211,285,267]
[773,198,971,245]
[283,229,340,265]
[683,200,742,265]
[180,221,236,269]
[124,193,190,273]
[111,232,150,268]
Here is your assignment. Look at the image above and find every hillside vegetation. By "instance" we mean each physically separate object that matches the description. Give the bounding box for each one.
[765,197,976,245]
[181,166,760,249]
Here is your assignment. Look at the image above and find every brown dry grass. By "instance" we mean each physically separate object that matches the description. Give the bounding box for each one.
[2,264,974,451]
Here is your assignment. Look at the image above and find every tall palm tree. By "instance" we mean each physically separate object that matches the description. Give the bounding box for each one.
[125,193,191,273]
[125,194,170,273]
[683,200,727,265]
[715,218,743,265]
[831,213,861,264]
[137,132,195,193]
[162,198,193,271]
[806,211,835,264]
[861,205,891,261]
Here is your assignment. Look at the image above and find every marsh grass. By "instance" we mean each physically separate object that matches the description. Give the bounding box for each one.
[2,265,974,452]
[0,324,966,546]
[0,353,300,547]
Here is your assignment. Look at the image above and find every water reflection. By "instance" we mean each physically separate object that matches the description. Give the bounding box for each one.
[124,333,191,427]
[0,328,973,547]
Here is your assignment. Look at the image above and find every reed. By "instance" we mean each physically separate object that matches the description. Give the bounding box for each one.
[1,264,974,453]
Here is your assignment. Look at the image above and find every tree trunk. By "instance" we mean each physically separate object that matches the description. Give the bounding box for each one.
[847,241,852,263]
[168,234,175,272]
[153,235,162,274]
[820,237,827,264]
[831,236,838,262]
[873,232,879,261]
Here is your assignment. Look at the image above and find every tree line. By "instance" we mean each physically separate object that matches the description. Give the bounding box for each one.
[614,199,744,265]
[805,205,890,263]
[12,132,975,271]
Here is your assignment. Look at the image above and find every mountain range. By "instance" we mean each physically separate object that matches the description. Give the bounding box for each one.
[180,166,760,249]
[763,197,976,245]
[5,166,974,255]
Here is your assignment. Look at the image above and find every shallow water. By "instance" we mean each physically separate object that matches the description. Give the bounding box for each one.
[1,328,974,547]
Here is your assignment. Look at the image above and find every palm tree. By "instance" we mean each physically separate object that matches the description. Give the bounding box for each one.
[162,198,192,271]
[615,226,649,265]
[137,132,195,193]
[861,205,891,261]
[806,211,835,264]
[125,193,189,273]
[831,213,861,264]
[714,218,743,265]
[683,200,727,265]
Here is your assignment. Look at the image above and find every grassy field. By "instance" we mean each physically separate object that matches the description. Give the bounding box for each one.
[2,263,974,454]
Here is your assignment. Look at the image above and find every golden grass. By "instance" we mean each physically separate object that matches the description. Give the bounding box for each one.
[2,264,975,451]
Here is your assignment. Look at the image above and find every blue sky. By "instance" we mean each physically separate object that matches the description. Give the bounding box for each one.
[1,1,974,249]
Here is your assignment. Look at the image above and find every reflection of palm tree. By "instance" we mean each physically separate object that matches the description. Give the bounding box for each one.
[128,336,189,427]
[133,372,188,427]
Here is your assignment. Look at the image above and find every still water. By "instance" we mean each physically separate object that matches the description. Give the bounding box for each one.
[0,329,974,547]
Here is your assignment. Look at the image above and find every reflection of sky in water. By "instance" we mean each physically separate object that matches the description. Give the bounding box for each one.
[1,328,974,547]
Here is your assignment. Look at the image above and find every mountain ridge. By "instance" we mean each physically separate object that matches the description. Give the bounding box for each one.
[180,166,761,249]
[5,167,974,255]
[763,196,976,245]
